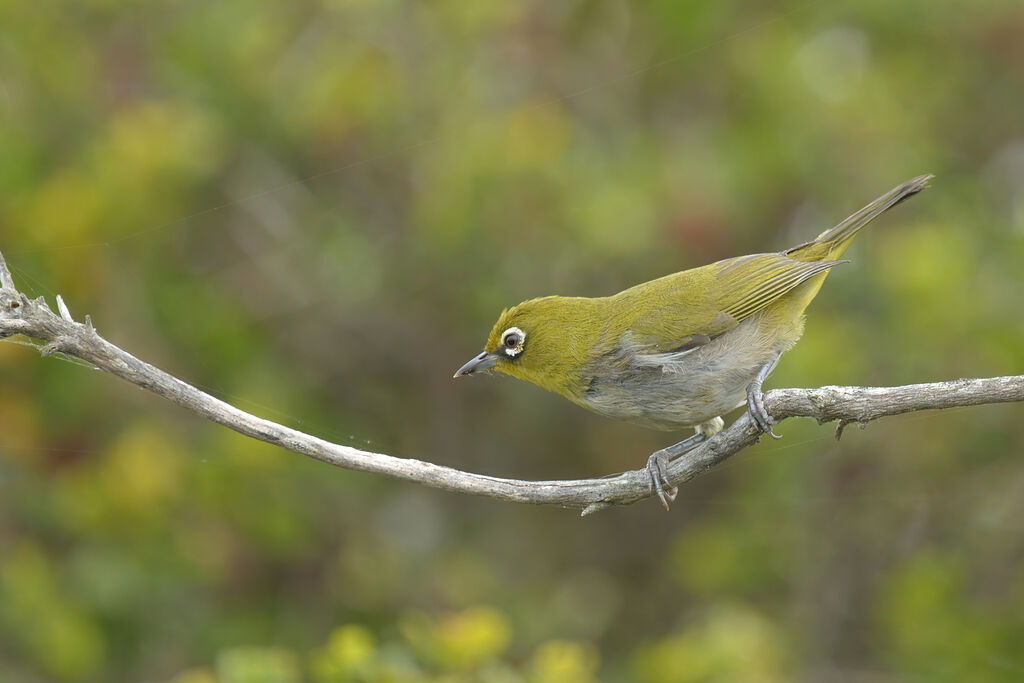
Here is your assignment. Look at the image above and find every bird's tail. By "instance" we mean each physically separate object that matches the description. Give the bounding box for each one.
[786,174,933,261]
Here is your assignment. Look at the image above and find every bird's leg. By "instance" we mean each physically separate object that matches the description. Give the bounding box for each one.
[646,417,724,510]
[747,354,782,439]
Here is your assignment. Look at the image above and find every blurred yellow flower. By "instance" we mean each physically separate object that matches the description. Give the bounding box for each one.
[402,606,512,672]
[529,640,599,683]
[309,624,378,681]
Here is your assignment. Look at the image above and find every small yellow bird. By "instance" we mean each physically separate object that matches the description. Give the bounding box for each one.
[455,175,932,507]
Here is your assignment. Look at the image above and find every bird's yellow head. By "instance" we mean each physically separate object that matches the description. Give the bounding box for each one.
[453,296,603,398]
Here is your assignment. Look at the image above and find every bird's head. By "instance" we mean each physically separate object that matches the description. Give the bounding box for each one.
[453,296,600,398]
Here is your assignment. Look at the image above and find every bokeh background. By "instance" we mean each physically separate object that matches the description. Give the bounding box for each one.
[2,1,1024,681]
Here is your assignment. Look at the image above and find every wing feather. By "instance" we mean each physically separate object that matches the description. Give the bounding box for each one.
[617,253,846,353]
[723,258,843,321]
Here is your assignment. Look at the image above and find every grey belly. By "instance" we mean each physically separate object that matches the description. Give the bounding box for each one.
[579,315,792,431]
[581,362,754,430]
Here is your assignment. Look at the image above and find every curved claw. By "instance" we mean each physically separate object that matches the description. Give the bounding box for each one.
[747,387,781,439]
[644,432,708,510]
[646,452,678,510]
[747,357,782,440]
[748,396,781,439]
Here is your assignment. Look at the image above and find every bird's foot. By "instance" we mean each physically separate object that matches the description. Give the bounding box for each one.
[746,387,779,438]
[646,452,677,510]
[747,358,781,439]
[646,432,707,510]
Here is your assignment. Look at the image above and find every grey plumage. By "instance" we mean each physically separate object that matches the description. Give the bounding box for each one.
[581,309,794,431]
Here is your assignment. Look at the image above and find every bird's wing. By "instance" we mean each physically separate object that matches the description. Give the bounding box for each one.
[713,252,845,323]
[623,252,846,352]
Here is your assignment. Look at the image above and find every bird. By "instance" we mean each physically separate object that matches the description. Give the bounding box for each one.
[454,175,933,508]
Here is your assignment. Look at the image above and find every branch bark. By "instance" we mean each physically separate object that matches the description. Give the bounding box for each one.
[1,249,1021,515]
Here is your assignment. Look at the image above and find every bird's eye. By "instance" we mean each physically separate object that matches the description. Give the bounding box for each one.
[499,326,526,357]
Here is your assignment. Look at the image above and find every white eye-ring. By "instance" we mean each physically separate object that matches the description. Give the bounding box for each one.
[500,326,526,357]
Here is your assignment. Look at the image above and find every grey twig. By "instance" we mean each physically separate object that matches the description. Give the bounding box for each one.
[0,248,1021,514]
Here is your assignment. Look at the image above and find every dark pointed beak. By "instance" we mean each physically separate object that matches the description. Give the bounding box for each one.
[453,351,498,378]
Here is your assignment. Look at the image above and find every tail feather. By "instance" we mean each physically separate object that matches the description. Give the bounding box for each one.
[786,174,933,261]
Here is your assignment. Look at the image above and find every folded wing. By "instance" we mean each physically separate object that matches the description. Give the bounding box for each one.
[620,252,846,354]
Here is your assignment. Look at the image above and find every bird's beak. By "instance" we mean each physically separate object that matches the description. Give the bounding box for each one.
[453,351,498,378]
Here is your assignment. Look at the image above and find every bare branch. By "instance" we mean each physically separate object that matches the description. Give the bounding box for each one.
[0,251,1021,514]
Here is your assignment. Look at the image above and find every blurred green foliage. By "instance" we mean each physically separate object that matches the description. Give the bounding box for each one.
[1,0,1024,680]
